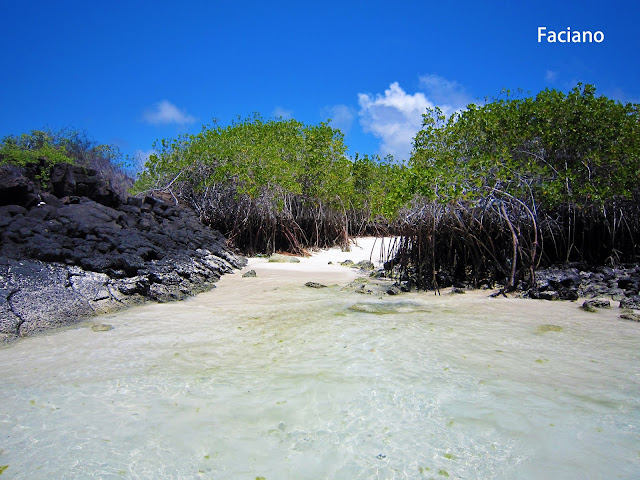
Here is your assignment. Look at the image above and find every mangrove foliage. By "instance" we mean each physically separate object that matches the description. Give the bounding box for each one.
[0,128,132,195]
[404,84,640,290]
[134,85,640,290]
[134,114,408,253]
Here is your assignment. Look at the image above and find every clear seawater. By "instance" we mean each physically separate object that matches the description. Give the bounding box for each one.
[1,260,639,479]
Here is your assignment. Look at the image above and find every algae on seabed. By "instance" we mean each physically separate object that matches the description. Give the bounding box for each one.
[536,324,564,333]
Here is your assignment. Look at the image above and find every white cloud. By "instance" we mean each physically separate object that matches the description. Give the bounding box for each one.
[418,74,474,113]
[273,106,293,119]
[357,76,475,160]
[358,82,433,161]
[322,104,355,134]
[143,100,196,125]
[545,70,558,83]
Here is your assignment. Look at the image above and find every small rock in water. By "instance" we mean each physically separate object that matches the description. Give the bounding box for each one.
[305,281,327,288]
[242,270,257,277]
[91,323,113,332]
[581,299,611,311]
[620,313,640,322]
[341,277,404,296]
[539,290,560,301]
[268,254,300,263]
[369,269,387,278]
[355,260,375,270]
[449,287,465,294]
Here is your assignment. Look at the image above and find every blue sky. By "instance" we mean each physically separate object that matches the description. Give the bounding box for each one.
[1,0,638,166]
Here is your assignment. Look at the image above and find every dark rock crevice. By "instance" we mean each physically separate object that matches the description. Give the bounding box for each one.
[5,287,24,336]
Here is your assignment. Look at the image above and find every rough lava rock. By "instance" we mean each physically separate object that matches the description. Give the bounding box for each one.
[0,162,246,342]
[620,295,640,310]
[521,264,640,303]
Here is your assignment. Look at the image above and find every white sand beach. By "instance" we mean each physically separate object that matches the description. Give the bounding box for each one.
[231,236,398,287]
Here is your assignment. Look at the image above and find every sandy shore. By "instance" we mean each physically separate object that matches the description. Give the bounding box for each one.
[242,236,396,282]
[208,236,636,315]
[205,237,398,299]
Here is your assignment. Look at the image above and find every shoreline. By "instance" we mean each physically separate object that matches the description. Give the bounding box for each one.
[2,234,639,346]
[183,236,640,327]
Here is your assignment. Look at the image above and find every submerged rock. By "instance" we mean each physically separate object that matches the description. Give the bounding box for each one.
[268,254,300,263]
[341,277,403,296]
[386,285,401,295]
[91,323,113,332]
[620,312,640,322]
[305,281,327,288]
[581,299,611,312]
[348,301,429,315]
[537,324,564,333]
[369,268,388,279]
[242,270,257,278]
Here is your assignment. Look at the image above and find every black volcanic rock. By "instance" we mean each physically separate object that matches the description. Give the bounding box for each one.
[0,165,37,207]
[0,162,246,341]
[521,264,640,305]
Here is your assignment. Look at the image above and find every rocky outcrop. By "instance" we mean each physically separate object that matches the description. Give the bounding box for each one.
[521,265,640,302]
[0,162,246,342]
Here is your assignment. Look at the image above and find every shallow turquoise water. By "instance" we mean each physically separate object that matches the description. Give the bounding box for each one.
[1,265,639,479]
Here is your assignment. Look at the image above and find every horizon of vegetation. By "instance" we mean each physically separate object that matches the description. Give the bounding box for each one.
[2,83,639,291]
